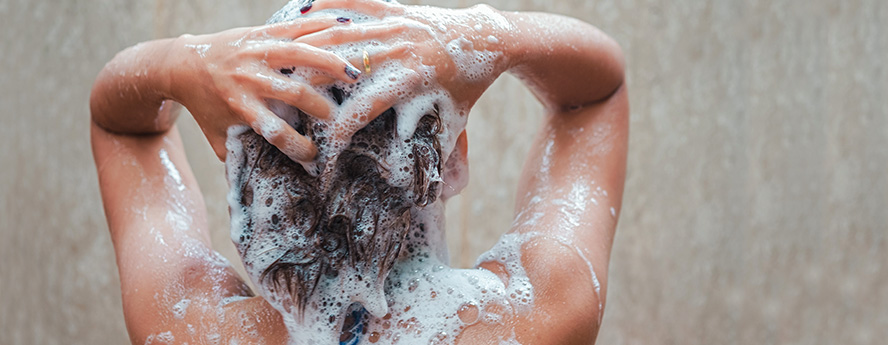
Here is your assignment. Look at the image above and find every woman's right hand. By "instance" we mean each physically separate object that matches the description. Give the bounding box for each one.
[168,16,364,162]
[285,0,513,133]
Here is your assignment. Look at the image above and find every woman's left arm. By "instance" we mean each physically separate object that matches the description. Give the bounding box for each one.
[90,18,361,343]
[92,122,264,343]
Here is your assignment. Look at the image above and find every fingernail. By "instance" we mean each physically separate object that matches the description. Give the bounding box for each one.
[337,17,351,23]
[299,3,312,14]
[345,65,361,80]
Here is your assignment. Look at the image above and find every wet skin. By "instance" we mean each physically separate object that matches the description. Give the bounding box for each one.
[90,0,626,344]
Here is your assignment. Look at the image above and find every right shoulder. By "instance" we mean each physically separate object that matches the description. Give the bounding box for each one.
[459,235,603,345]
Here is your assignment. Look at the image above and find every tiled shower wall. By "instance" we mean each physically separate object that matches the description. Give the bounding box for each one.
[1,0,886,344]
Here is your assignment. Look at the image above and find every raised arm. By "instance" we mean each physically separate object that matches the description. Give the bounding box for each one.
[89,18,362,344]
[293,2,626,343]
[91,122,289,344]
[488,10,627,344]
[431,8,626,345]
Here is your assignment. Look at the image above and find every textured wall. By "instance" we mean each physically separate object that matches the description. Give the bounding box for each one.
[1,0,886,344]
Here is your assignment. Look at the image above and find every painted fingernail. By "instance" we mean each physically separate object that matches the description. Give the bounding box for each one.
[345,65,361,80]
[299,3,312,14]
[337,17,351,23]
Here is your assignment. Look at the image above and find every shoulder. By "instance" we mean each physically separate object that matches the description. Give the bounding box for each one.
[461,235,603,345]
[518,235,603,344]
[127,295,289,345]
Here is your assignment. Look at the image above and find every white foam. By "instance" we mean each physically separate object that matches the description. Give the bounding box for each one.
[446,37,502,82]
[145,331,175,344]
[172,298,191,319]
[253,113,283,139]
[470,4,514,33]
[350,210,536,345]
[221,2,541,344]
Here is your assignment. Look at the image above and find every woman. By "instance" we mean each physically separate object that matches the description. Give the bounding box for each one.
[90,0,626,344]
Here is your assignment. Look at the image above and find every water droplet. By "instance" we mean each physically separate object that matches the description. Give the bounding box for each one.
[457,302,479,324]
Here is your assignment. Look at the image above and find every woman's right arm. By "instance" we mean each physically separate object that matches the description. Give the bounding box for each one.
[491,10,628,344]
[455,10,627,343]
[294,2,626,343]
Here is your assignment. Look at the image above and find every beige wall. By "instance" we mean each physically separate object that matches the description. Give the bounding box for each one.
[2,0,886,344]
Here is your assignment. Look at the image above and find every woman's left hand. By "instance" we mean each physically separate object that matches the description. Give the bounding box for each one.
[168,18,364,162]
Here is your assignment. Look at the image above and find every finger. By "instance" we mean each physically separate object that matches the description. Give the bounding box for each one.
[328,95,399,148]
[336,68,422,135]
[246,102,318,162]
[343,42,416,73]
[255,42,362,83]
[255,74,335,120]
[294,22,406,47]
[248,16,342,40]
[284,72,340,86]
[304,0,400,17]
[309,75,338,85]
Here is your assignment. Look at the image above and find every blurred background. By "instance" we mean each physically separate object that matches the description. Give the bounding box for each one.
[2,0,886,344]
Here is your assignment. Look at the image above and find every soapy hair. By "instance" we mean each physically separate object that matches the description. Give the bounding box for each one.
[227,95,443,314]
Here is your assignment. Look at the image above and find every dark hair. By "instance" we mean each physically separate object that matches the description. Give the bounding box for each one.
[227,98,443,314]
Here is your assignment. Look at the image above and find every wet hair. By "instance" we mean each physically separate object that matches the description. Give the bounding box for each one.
[227,95,443,314]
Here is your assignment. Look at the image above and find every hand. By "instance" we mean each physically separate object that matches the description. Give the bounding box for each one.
[296,0,512,126]
[168,16,365,162]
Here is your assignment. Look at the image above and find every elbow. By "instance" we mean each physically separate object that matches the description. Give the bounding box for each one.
[590,34,626,105]
[607,43,626,101]
[555,33,626,113]
[89,71,109,130]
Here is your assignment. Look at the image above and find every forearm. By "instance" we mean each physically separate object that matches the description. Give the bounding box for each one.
[90,37,181,135]
[496,86,627,343]
[514,85,628,257]
[498,10,625,111]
